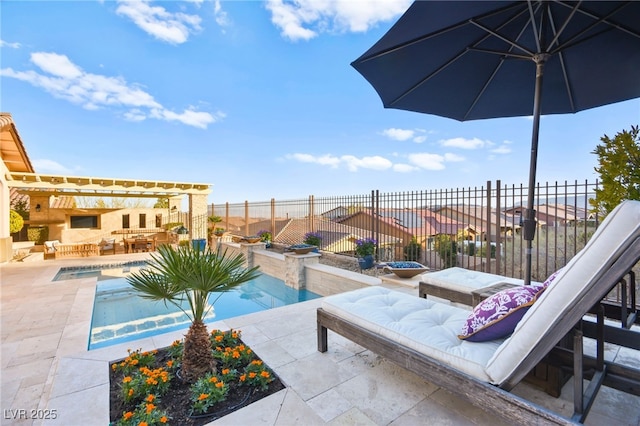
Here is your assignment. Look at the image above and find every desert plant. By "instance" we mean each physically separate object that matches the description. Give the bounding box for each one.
[434,235,457,268]
[126,245,260,382]
[9,210,24,234]
[403,237,422,261]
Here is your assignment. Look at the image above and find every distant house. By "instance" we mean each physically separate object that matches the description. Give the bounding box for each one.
[434,204,520,240]
[247,216,399,256]
[334,208,467,257]
[503,203,593,228]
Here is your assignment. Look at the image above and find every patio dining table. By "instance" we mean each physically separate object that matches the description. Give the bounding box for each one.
[124,237,157,253]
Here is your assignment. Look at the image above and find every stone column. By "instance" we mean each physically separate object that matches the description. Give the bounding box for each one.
[188,193,208,243]
[239,242,266,268]
[284,252,321,290]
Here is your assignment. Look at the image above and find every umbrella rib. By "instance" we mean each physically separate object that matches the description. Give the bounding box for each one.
[545,0,582,51]
[355,2,527,64]
[469,19,535,57]
[549,1,639,54]
[546,6,576,111]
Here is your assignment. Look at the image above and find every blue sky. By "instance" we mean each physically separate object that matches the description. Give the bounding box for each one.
[2,0,638,204]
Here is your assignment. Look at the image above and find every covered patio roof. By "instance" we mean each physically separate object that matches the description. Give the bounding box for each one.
[6,172,211,198]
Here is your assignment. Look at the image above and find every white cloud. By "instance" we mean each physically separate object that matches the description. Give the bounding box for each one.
[382,128,414,141]
[393,163,418,172]
[490,145,512,154]
[0,39,21,49]
[32,159,73,174]
[286,153,392,171]
[115,0,202,45]
[382,127,427,143]
[0,52,218,129]
[265,0,411,41]
[213,0,231,28]
[407,153,446,170]
[439,137,488,150]
[490,140,513,154]
[444,153,465,162]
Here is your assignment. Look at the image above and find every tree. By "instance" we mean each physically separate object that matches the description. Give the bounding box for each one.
[126,245,260,382]
[434,234,458,268]
[590,125,640,215]
[154,198,169,208]
[9,210,24,234]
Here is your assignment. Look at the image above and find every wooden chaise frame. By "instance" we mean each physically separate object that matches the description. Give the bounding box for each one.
[317,237,640,425]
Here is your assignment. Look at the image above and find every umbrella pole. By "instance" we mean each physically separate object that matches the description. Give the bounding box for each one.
[523,54,548,286]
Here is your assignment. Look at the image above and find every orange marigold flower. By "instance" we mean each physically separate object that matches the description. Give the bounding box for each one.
[198,393,209,401]
[123,412,134,420]
[215,335,224,342]
[221,368,230,375]
[112,364,117,371]
[239,374,246,382]
[209,376,218,383]
[131,359,139,366]
[160,416,168,423]
[251,360,262,366]
[260,371,270,378]
[146,394,155,402]
[145,403,156,414]
[249,372,257,379]
[123,376,132,383]
[231,332,238,338]
[128,389,134,396]
[166,360,174,368]
[232,351,240,358]
[139,422,148,426]
[215,382,224,388]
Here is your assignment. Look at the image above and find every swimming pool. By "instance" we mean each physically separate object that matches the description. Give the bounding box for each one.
[88,272,321,350]
[53,261,147,281]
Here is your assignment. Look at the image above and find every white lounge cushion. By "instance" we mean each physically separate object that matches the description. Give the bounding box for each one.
[487,199,640,385]
[422,266,535,294]
[322,286,505,382]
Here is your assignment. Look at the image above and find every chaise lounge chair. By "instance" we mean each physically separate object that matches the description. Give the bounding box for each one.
[317,200,640,425]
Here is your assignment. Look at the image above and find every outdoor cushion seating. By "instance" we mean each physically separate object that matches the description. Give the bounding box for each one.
[43,240,60,260]
[419,266,536,305]
[318,200,640,424]
[99,238,116,255]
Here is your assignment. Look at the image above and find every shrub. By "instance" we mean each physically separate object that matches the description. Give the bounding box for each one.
[434,235,457,268]
[9,210,24,234]
[303,231,322,246]
[355,238,376,257]
[27,226,48,244]
[403,237,422,261]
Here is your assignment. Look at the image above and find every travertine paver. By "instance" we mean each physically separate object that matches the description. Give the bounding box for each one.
[1,254,639,426]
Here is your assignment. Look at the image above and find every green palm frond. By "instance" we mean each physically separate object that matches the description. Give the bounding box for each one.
[126,244,261,323]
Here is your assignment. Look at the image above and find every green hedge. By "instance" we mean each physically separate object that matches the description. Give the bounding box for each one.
[28,226,49,244]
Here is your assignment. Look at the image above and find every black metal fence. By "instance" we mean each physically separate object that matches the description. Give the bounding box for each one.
[210,179,605,283]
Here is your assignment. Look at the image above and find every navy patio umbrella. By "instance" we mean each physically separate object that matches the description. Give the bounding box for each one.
[351,0,640,285]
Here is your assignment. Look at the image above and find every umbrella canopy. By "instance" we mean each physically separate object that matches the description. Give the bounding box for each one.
[352,0,640,284]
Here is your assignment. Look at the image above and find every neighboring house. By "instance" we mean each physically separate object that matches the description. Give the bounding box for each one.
[247,216,399,257]
[334,208,467,257]
[434,204,520,240]
[502,203,594,228]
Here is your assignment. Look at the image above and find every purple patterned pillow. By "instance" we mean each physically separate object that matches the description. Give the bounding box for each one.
[543,268,563,288]
[458,284,546,342]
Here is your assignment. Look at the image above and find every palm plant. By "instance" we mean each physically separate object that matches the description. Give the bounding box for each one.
[126,244,260,382]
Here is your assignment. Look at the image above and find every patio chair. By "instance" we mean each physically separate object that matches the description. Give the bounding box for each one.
[317,200,640,424]
[98,238,116,255]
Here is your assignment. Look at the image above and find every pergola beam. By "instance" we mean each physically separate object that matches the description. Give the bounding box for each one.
[5,172,211,197]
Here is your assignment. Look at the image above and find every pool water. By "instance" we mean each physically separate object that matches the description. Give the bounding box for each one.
[89,273,320,350]
[53,261,146,281]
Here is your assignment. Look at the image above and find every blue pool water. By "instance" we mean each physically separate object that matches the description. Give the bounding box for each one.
[88,273,320,350]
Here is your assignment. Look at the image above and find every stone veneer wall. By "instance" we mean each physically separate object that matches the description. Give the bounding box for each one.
[219,242,378,296]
